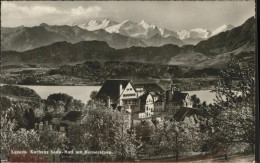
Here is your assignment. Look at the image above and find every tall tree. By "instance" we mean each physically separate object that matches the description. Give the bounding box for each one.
[149,117,201,160]
[205,60,255,158]
[1,113,17,159]
[68,105,138,161]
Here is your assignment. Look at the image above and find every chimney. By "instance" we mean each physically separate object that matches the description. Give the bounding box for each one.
[119,83,123,95]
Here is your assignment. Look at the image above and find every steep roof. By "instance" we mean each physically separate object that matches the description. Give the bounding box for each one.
[139,92,152,104]
[96,79,131,101]
[134,82,165,93]
[173,107,201,121]
[62,111,82,122]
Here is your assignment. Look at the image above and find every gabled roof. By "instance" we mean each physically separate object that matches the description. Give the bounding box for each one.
[62,111,82,122]
[134,82,165,93]
[96,79,131,101]
[150,91,162,97]
[173,107,201,121]
[139,92,152,104]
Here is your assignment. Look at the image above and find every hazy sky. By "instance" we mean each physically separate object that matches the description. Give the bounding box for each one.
[1,1,255,30]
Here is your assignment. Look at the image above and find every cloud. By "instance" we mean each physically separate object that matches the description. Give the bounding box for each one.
[1,2,103,27]
[2,3,61,16]
[71,6,101,17]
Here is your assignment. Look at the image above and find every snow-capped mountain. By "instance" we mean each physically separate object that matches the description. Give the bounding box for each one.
[105,20,137,35]
[211,24,234,36]
[106,20,161,39]
[176,28,212,45]
[2,18,238,51]
[177,28,212,40]
[76,19,118,31]
[159,28,179,38]
[131,20,161,39]
[68,18,235,45]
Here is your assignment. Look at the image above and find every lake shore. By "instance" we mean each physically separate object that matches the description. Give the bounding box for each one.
[1,84,217,105]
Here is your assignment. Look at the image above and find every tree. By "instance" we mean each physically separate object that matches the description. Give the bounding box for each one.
[39,129,68,151]
[134,120,154,140]
[90,91,98,100]
[24,108,36,129]
[167,119,200,160]
[68,105,138,161]
[1,113,43,161]
[191,94,201,108]
[205,60,255,158]
[45,93,84,118]
[12,128,40,150]
[149,117,201,160]
[1,113,17,159]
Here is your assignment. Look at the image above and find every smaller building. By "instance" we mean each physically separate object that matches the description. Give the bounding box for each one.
[154,98,165,114]
[138,92,154,118]
[165,85,193,115]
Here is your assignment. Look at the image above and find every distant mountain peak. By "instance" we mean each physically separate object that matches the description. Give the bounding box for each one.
[138,20,156,29]
[77,18,118,31]
[39,23,49,27]
[211,24,234,36]
[177,28,211,41]
[139,20,149,25]
[120,19,135,25]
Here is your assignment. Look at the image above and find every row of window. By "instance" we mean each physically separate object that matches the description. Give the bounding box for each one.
[166,102,178,106]
[155,108,163,112]
[123,100,137,104]
[123,93,136,97]
[155,102,163,106]
[146,112,151,117]
[146,107,153,111]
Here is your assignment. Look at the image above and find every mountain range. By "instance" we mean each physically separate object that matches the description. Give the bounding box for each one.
[71,19,234,44]
[1,18,234,52]
[2,17,255,69]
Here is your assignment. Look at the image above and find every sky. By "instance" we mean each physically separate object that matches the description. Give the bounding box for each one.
[1,1,255,31]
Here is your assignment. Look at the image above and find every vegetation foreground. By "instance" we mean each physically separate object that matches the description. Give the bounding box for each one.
[1,60,255,162]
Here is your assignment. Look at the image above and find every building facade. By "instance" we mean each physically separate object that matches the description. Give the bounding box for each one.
[96,79,193,128]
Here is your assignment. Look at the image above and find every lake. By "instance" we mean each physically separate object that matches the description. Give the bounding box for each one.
[183,90,217,105]
[16,85,218,104]
[18,85,101,104]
